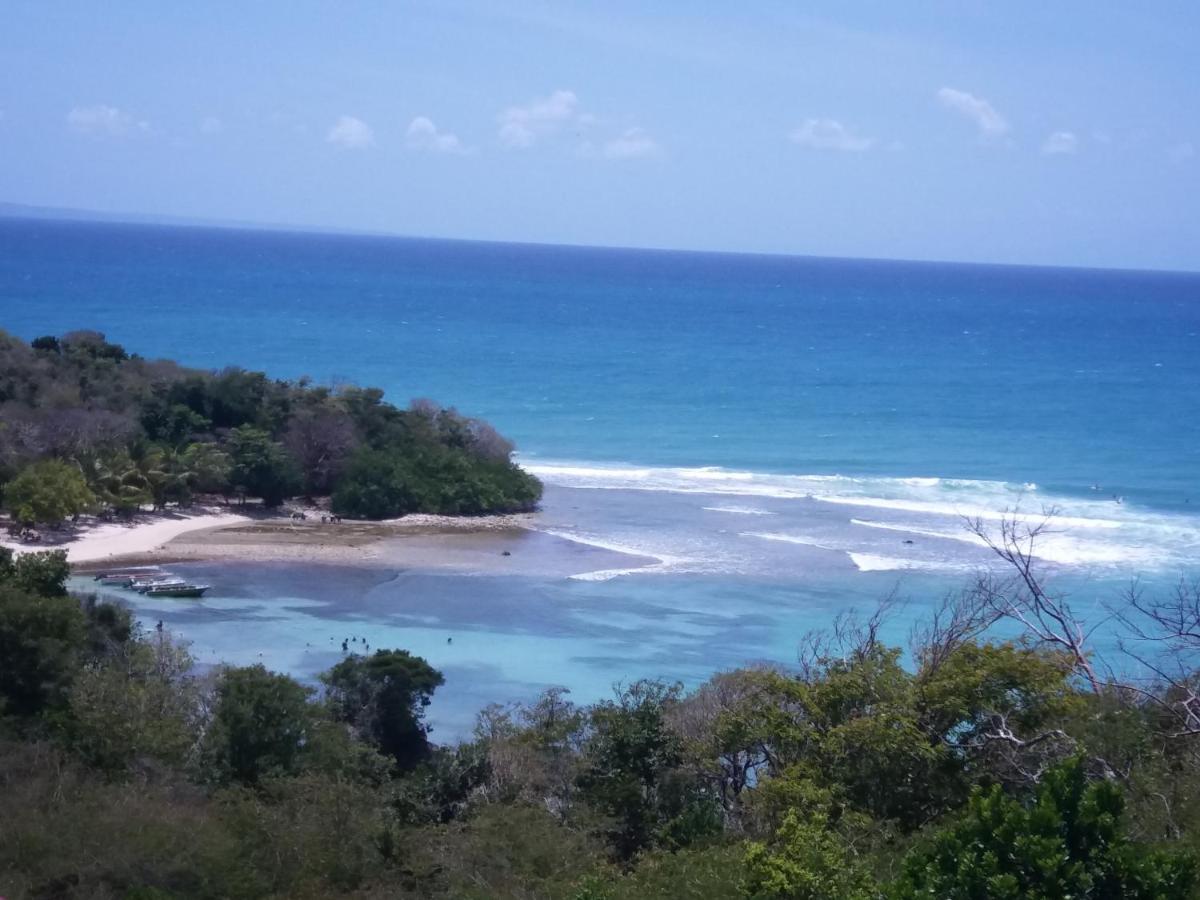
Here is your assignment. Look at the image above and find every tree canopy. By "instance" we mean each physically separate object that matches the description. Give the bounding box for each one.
[0,328,541,518]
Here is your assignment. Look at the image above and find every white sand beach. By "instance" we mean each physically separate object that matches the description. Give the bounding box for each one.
[1,507,251,564]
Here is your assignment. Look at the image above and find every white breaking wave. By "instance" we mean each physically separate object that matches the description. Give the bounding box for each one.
[539,528,684,582]
[524,459,1200,573]
[741,531,836,551]
[847,553,973,574]
[702,505,776,516]
[742,534,976,574]
[524,460,1040,509]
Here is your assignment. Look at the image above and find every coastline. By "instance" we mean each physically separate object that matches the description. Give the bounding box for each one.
[60,507,662,580]
[2,506,252,565]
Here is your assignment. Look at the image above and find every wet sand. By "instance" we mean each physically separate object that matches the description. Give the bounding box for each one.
[73,512,659,580]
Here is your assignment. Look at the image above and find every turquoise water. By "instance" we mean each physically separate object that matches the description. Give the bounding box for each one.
[7,217,1200,736]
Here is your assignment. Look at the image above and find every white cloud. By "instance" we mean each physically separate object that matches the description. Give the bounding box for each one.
[1042,130,1078,155]
[601,128,660,159]
[936,87,1009,137]
[789,118,874,152]
[66,104,149,138]
[200,116,224,135]
[326,115,374,149]
[405,116,468,154]
[1168,141,1195,163]
[498,89,578,147]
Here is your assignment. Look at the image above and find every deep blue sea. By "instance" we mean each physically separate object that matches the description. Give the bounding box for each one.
[4,217,1199,736]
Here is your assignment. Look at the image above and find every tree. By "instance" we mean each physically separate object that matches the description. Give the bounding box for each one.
[137,445,194,509]
[743,808,875,900]
[331,446,542,518]
[577,680,702,861]
[30,335,61,354]
[322,649,444,771]
[0,548,71,597]
[67,628,200,773]
[743,643,944,829]
[3,458,95,524]
[891,757,1198,899]
[0,584,86,717]
[227,425,300,507]
[283,405,359,495]
[182,441,232,495]
[200,664,316,785]
[965,513,1103,692]
[77,449,152,515]
[139,399,211,447]
[670,669,772,833]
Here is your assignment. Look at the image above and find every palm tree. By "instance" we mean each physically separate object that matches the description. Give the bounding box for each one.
[76,449,152,517]
[138,446,195,509]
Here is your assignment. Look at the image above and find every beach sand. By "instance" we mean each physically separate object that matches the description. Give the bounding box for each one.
[1,506,251,564]
[62,508,659,579]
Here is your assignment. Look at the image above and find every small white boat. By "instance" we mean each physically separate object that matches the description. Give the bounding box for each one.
[131,577,188,594]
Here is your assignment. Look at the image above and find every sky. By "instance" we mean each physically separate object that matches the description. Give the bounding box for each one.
[1,2,1198,271]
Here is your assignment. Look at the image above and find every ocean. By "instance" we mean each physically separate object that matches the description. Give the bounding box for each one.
[4,216,1199,736]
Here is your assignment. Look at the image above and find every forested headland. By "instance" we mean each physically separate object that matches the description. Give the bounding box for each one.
[1,532,1199,898]
[0,328,541,527]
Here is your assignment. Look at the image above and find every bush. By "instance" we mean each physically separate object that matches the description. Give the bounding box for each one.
[322,649,444,771]
[0,584,86,718]
[891,756,1198,899]
[200,665,316,786]
[3,458,95,525]
[331,446,542,518]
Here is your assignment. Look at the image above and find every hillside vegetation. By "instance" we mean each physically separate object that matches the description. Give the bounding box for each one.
[0,329,541,524]
[1,543,1198,898]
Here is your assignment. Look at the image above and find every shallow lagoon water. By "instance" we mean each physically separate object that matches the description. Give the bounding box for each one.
[87,483,1187,739]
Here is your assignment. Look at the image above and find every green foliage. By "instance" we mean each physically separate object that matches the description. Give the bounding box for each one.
[742,640,1079,831]
[916,640,1076,746]
[0,547,71,596]
[392,741,491,825]
[322,649,445,771]
[0,328,540,517]
[78,448,153,513]
[744,808,876,900]
[181,441,232,494]
[140,398,213,447]
[0,546,1193,900]
[226,425,301,507]
[574,843,748,900]
[406,803,604,899]
[0,583,86,718]
[331,444,542,518]
[66,630,200,774]
[3,458,95,524]
[577,680,711,861]
[892,756,1198,899]
[200,664,316,785]
[745,645,945,827]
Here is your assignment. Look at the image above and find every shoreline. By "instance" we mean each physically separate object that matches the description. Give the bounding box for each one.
[62,507,661,580]
[2,506,253,565]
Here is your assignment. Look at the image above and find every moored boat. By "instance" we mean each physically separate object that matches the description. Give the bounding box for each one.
[95,568,165,586]
[131,577,188,593]
[96,573,141,586]
[143,583,210,598]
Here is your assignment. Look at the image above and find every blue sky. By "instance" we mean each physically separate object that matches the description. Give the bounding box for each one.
[1,2,1198,270]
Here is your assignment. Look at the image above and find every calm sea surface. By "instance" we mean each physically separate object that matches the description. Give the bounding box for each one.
[4,217,1199,736]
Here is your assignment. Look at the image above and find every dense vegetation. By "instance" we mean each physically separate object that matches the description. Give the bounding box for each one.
[1,535,1198,898]
[0,329,541,524]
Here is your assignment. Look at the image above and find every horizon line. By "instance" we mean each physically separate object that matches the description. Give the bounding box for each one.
[2,200,1197,279]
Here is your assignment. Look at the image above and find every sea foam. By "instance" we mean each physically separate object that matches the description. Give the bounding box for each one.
[528,460,1200,573]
